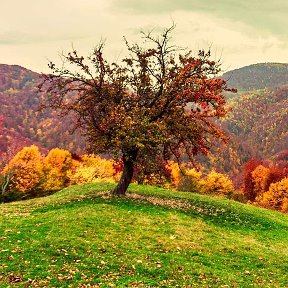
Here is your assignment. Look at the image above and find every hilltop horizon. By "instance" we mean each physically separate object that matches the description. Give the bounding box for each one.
[1,61,288,76]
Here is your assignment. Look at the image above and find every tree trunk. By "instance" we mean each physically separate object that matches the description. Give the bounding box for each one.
[111,150,138,196]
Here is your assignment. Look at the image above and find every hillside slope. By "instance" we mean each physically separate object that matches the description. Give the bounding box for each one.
[0,64,85,155]
[205,64,288,181]
[223,87,288,158]
[222,63,288,91]
[0,183,287,287]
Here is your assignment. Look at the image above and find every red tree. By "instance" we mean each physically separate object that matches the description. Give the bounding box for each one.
[242,158,262,201]
[40,26,234,195]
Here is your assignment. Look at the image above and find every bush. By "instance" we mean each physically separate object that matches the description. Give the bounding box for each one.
[0,187,22,203]
[42,148,74,192]
[2,145,43,193]
[226,190,247,203]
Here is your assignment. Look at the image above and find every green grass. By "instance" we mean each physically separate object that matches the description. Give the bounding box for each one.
[0,183,288,287]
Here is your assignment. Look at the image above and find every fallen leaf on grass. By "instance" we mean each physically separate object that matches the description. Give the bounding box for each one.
[9,272,21,283]
[156,262,161,268]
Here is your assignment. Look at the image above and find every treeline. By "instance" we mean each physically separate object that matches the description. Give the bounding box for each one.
[1,145,288,214]
[0,145,236,203]
[0,145,117,202]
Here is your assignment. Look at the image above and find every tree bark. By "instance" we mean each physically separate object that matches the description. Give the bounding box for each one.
[111,149,138,195]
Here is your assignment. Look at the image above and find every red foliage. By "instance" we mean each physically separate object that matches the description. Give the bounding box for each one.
[242,158,262,201]
[113,160,124,174]
[241,154,288,203]
[268,166,288,187]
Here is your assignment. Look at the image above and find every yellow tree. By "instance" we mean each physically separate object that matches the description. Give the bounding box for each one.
[70,154,115,185]
[3,145,43,193]
[42,148,74,191]
[177,167,203,192]
[251,165,270,199]
[260,178,288,212]
[202,170,234,196]
[166,161,181,188]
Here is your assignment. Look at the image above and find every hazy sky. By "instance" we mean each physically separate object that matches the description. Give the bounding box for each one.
[1,0,287,73]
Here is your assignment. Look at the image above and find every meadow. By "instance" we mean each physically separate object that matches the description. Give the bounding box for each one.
[0,183,288,287]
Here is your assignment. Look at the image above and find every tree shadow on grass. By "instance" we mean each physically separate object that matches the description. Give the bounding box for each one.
[32,190,288,240]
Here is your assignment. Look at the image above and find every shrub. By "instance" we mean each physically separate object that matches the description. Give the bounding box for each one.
[177,168,203,193]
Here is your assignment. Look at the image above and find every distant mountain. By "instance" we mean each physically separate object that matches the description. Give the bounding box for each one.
[205,64,288,184]
[0,64,85,155]
[0,64,39,92]
[223,86,287,158]
[222,63,288,91]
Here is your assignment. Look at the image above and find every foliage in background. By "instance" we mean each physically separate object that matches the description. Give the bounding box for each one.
[259,178,288,212]
[0,64,86,156]
[212,86,288,183]
[0,146,118,202]
[42,148,75,191]
[177,167,203,193]
[70,154,116,184]
[1,144,288,215]
[202,170,234,196]
[241,158,288,212]
[2,145,43,194]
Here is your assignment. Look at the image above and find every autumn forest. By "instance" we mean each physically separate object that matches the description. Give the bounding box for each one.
[0,57,287,212]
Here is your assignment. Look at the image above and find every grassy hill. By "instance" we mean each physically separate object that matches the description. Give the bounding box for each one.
[0,183,287,287]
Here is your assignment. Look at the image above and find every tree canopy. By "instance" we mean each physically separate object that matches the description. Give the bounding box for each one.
[40,26,234,195]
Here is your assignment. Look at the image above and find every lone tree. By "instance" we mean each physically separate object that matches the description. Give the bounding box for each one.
[40,26,234,195]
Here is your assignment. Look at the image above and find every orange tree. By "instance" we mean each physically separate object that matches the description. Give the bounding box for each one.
[3,145,43,194]
[40,26,234,195]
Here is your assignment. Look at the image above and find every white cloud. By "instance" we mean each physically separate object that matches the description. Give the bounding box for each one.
[0,0,287,73]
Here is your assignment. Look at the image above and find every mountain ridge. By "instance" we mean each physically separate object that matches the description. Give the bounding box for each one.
[222,62,288,91]
[0,63,85,155]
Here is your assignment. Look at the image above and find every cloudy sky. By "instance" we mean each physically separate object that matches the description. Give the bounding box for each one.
[0,0,287,73]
